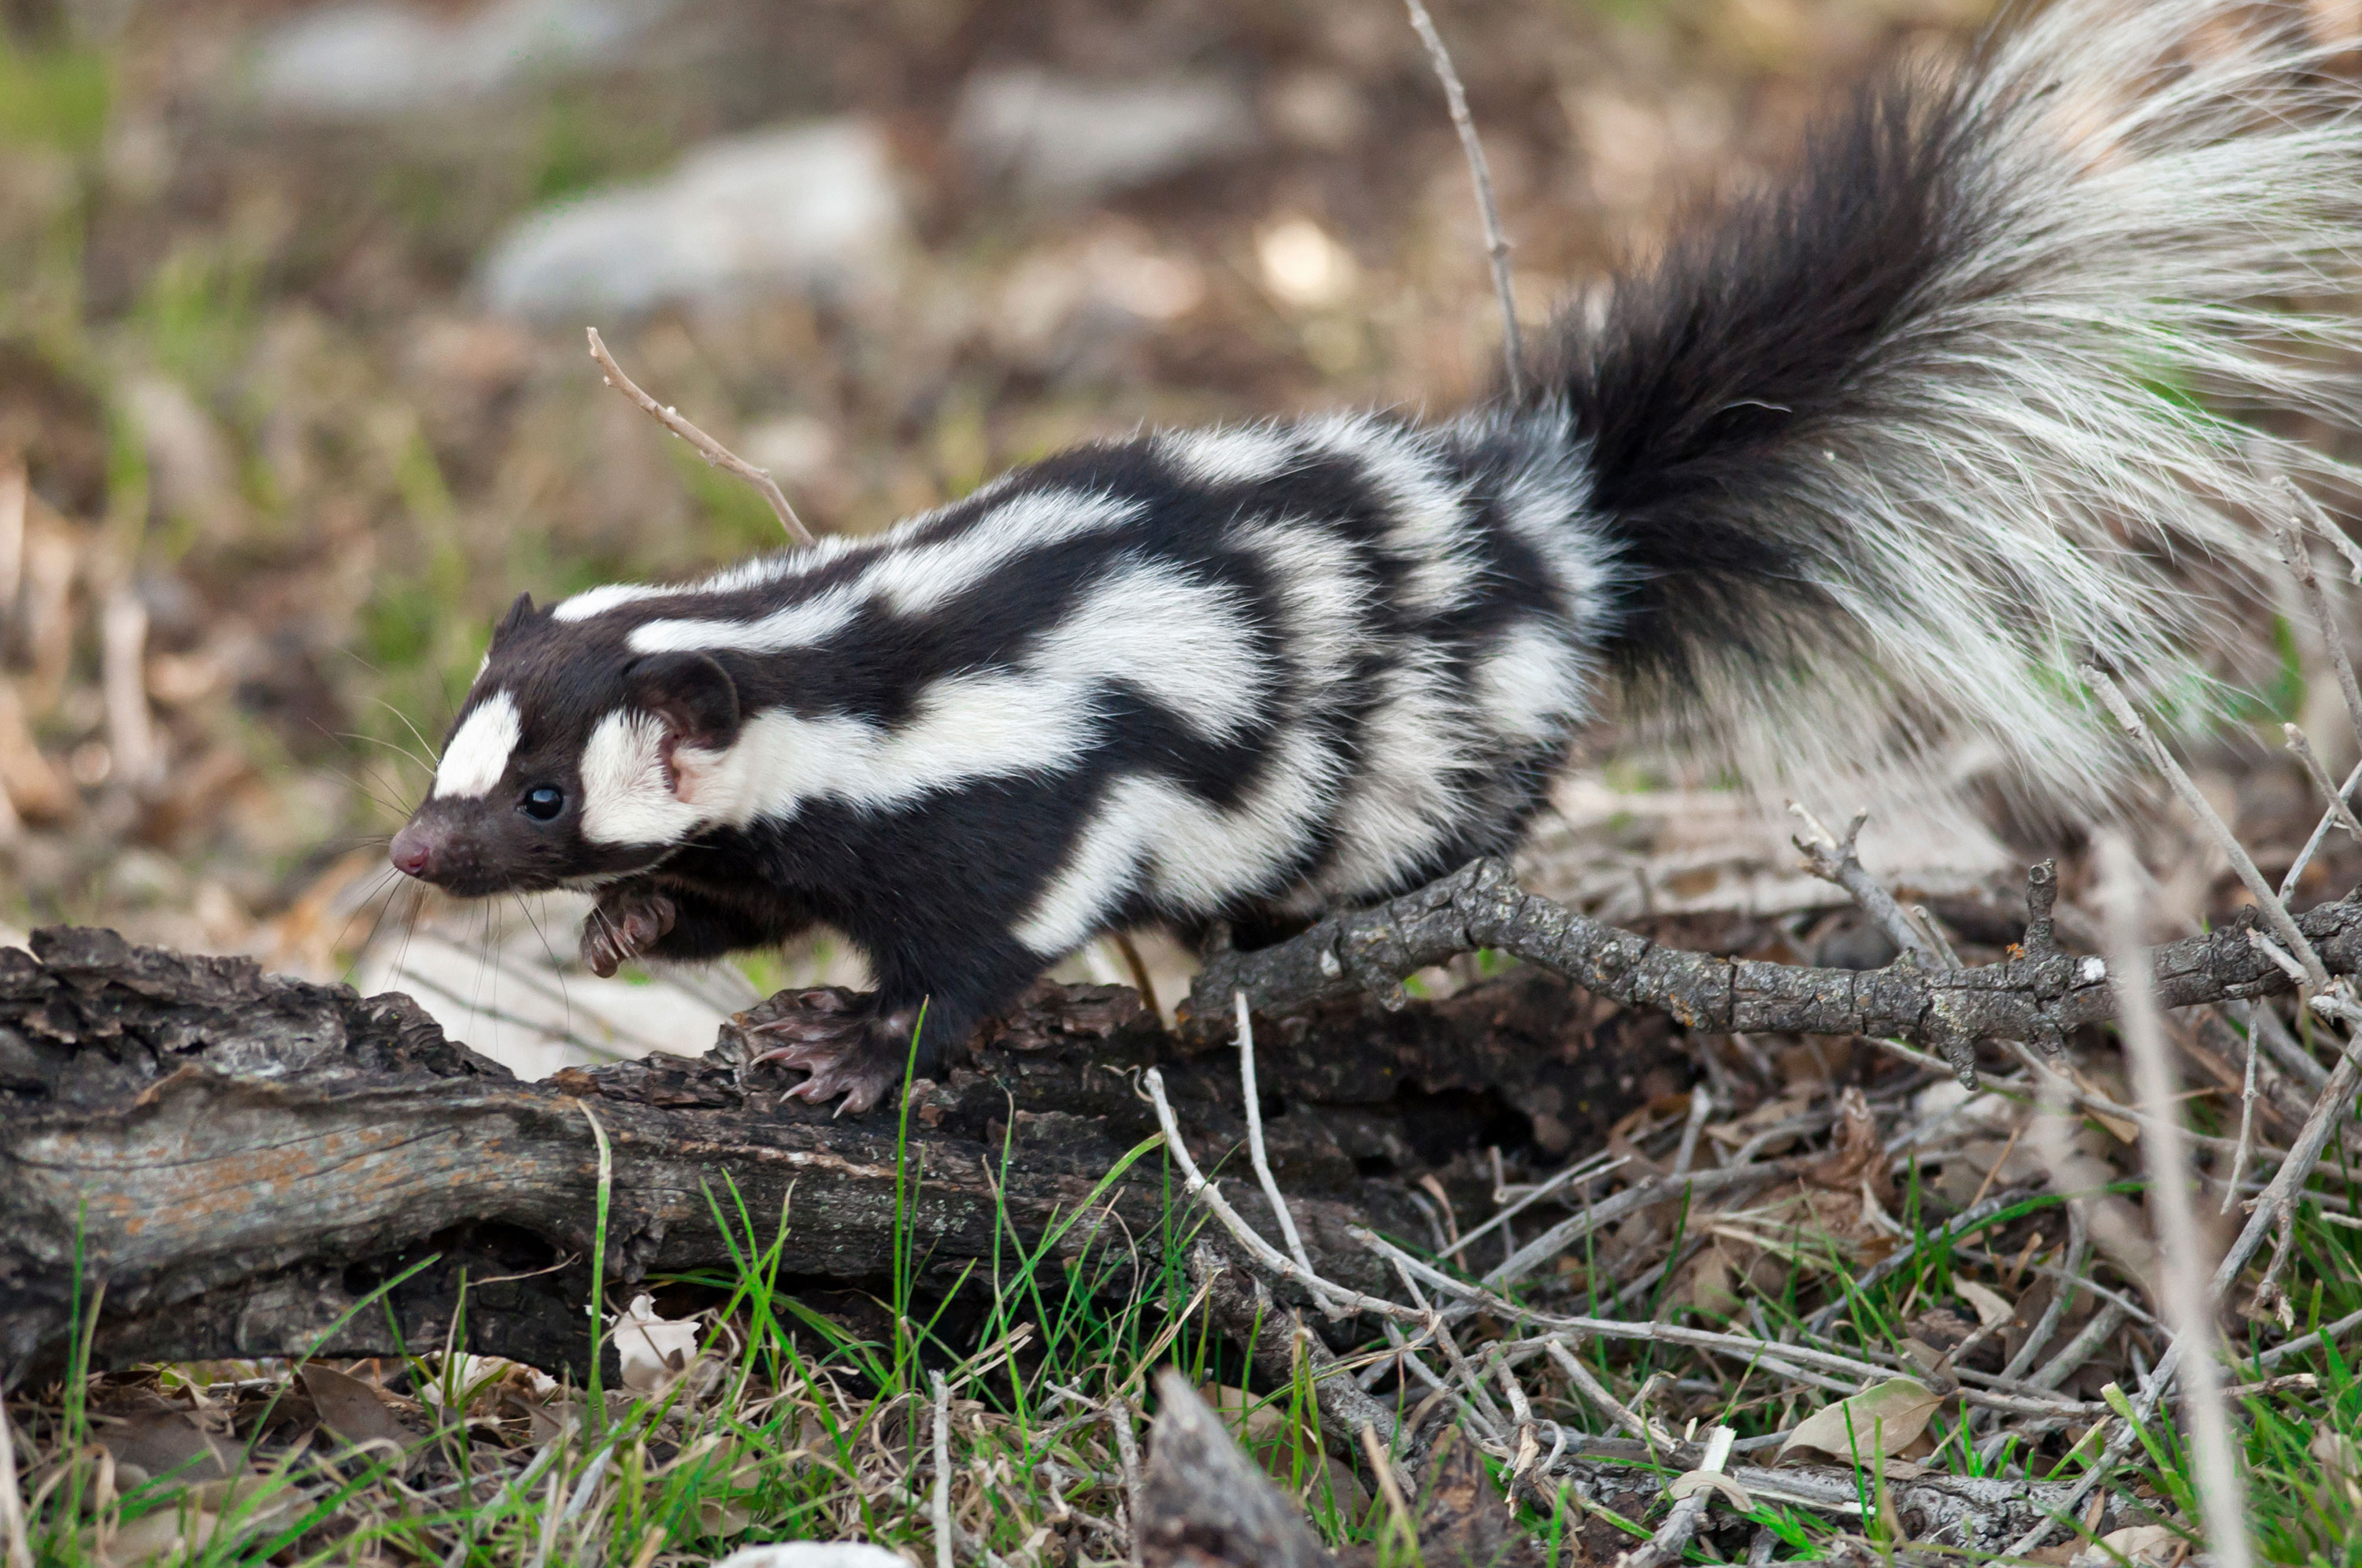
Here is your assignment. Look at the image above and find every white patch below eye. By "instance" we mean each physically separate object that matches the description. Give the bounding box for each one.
[579,709,701,845]
[434,691,521,800]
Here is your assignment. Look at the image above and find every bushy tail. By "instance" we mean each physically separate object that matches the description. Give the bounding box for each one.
[1543,0,2362,814]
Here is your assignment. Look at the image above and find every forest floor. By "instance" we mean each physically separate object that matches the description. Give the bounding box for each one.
[8,0,2362,1561]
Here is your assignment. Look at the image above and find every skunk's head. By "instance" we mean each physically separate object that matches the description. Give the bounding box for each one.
[391,594,744,896]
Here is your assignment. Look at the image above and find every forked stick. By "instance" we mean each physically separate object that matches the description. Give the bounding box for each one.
[585,327,814,547]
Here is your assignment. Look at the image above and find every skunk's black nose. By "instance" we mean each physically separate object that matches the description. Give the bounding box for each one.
[390,823,439,880]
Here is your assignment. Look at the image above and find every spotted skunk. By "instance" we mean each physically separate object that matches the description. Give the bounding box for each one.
[391,0,2362,1111]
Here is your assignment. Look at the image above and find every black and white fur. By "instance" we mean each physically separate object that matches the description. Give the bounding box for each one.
[393,0,2362,1110]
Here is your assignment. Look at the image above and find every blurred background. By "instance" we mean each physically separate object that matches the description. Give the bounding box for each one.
[5,0,2283,1076]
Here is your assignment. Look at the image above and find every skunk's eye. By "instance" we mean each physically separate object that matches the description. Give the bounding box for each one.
[521,786,565,822]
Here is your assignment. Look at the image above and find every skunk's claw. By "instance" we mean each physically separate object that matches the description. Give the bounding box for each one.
[581,886,676,977]
[745,990,919,1115]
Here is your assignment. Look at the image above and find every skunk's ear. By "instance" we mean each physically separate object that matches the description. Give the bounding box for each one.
[624,652,741,751]
[492,592,539,644]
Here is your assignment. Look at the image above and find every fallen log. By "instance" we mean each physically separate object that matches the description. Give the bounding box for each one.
[0,927,1685,1388]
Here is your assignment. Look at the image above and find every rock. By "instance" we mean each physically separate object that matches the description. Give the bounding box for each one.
[477,120,903,321]
[951,68,1259,203]
[252,0,675,118]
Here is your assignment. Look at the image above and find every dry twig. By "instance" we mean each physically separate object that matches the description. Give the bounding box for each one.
[1615,1425,1734,1568]
[1788,803,1947,966]
[1141,1066,1416,1322]
[2274,483,2362,754]
[930,1370,954,1568]
[1233,992,1315,1280]
[1400,0,1523,399]
[2286,725,2362,846]
[585,327,814,547]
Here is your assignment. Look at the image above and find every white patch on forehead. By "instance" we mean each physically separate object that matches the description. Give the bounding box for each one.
[553,583,667,623]
[1158,425,1298,488]
[434,691,521,799]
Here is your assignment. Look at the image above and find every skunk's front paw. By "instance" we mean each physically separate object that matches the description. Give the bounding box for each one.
[743,989,923,1115]
[580,885,676,977]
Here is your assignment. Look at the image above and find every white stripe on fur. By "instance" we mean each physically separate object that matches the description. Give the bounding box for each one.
[630,585,864,656]
[1157,424,1299,488]
[861,489,1142,615]
[1032,558,1267,741]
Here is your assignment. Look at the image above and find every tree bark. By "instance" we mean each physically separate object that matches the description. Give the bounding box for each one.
[0,927,1685,1388]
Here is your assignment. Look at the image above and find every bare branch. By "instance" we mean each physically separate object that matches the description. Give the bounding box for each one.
[2281,756,2362,903]
[1545,1337,1668,1450]
[1614,1426,1734,1568]
[1232,992,1316,1281]
[2286,724,2362,845]
[929,1370,955,1568]
[2224,1005,2260,1215]
[584,327,814,548]
[1141,1066,1418,1322]
[1189,856,2362,1089]
[1788,802,1948,966]
[1400,0,1523,401]
[2273,479,2362,757]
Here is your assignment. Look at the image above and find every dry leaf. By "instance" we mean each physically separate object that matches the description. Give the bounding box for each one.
[419,1354,556,1411]
[298,1363,415,1463]
[1665,1469,1753,1509]
[1778,1379,1943,1463]
[2071,1069,2140,1142]
[85,1505,218,1566]
[2068,1524,2188,1567]
[93,1403,239,1485]
[1683,1243,1742,1316]
[616,1293,703,1395]
[1954,1279,2014,1328]
[2313,1425,2362,1511]
[1807,1087,1884,1192]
